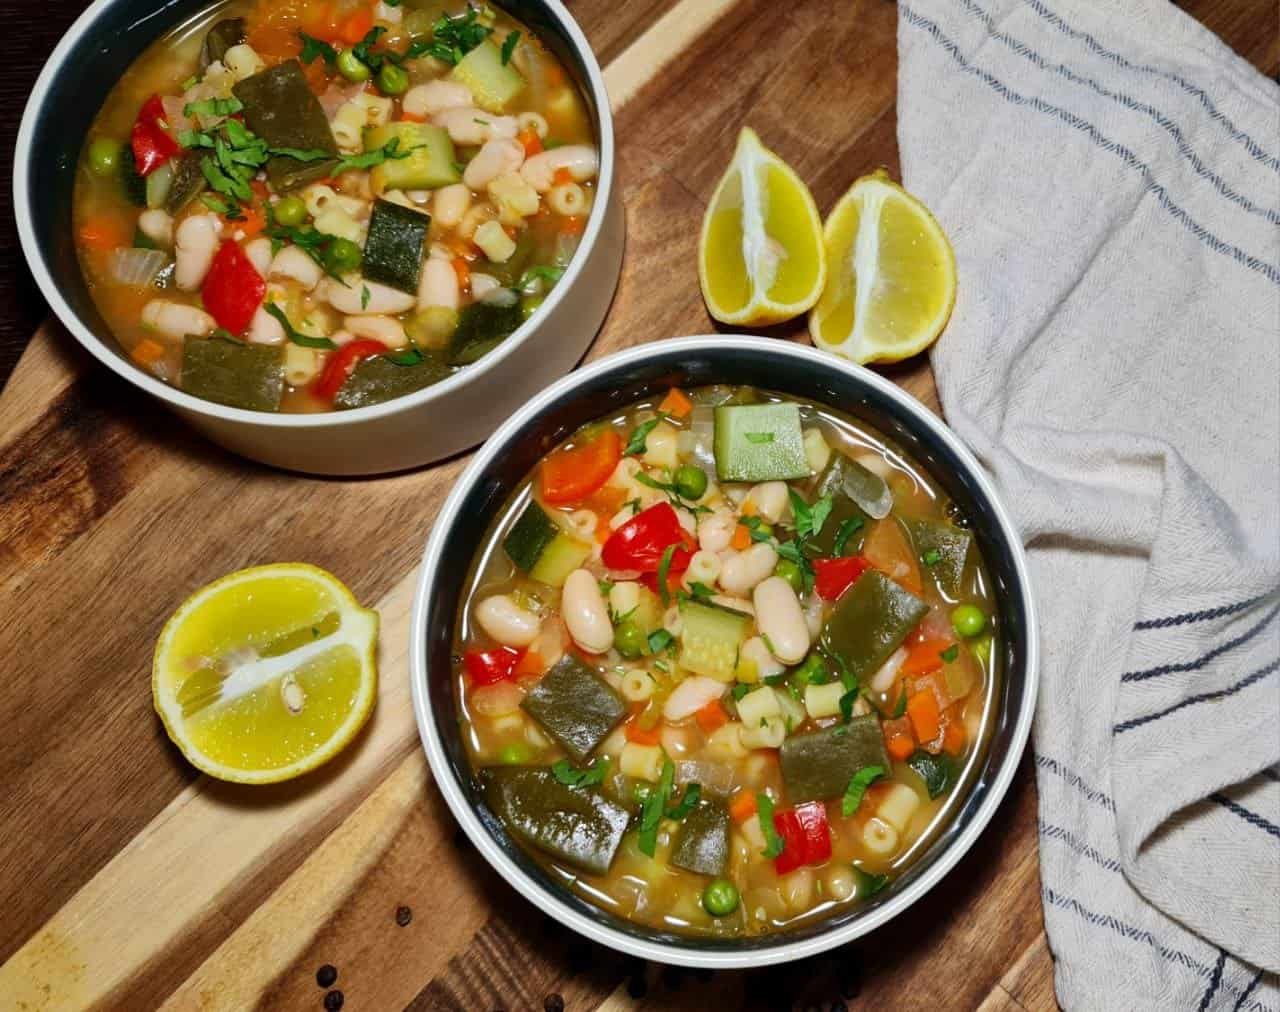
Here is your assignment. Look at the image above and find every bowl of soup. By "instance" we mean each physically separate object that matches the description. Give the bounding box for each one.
[410,335,1038,966]
[15,0,621,474]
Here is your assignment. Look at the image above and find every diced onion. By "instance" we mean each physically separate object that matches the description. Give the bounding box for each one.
[108,248,169,288]
[869,645,908,693]
[685,405,717,477]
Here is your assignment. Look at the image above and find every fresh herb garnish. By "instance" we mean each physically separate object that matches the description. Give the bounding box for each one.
[656,543,678,604]
[907,751,956,799]
[665,781,701,820]
[360,285,371,310]
[518,264,565,292]
[500,29,520,65]
[200,193,238,216]
[406,8,493,65]
[832,516,865,556]
[180,74,199,91]
[298,31,338,67]
[922,548,942,567]
[638,758,675,856]
[685,581,715,603]
[744,432,774,444]
[889,688,908,719]
[731,683,750,701]
[756,793,785,858]
[841,764,886,816]
[854,868,890,897]
[624,416,663,456]
[646,629,674,655]
[382,345,426,366]
[183,96,243,121]
[940,644,959,663]
[263,303,338,349]
[790,490,834,541]
[740,516,772,543]
[551,757,609,789]
[838,687,859,723]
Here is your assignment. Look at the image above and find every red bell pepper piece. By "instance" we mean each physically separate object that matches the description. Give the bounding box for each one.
[200,240,266,335]
[813,556,872,601]
[538,429,622,506]
[773,801,832,874]
[464,646,526,685]
[131,94,180,176]
[313,339,388,401]
[602,502,694,572]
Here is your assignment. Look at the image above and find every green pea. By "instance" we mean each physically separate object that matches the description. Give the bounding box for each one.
[273,195,308,227]
[324,237,363,274]
[701,878,740,917]
[336,48,371,82]
[613,620,646,660]
[792,653,830,686]
[673,465,708,502]
[376,62,409,96]
[88,137,121,178]
[498,742,533,765]
[950,604,987,639]
[774,558,804,592]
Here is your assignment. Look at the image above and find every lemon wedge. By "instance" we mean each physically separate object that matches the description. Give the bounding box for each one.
[810,170,957,364]
[699,127,826,326]
[152,563,378,784]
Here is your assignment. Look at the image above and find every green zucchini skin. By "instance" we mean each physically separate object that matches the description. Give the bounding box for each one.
[233,61,338,191]
[481,766,630,875]
[670,799,731,876]
[779,717,889,802]
[904,518,972,597]
[713,402,809,482]
[362,199,430,294]
[120,144,148,208]
[447,301,524,366]
[181,337,284,412]
[503,500,561,573]
[820,570,929,681]
[521,654,627,762]
[332,354,452,410]
[164,156,206,215]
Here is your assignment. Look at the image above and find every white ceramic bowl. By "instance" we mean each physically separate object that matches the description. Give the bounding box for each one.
[15,0,622,475]
[411,336,1039,968]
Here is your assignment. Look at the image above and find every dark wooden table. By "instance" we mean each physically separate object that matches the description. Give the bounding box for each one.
[0,2,1274,1010]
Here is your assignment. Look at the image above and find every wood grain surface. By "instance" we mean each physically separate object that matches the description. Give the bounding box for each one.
[1,1,1275,1009]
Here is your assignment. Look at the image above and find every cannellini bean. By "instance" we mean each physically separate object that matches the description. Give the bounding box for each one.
[137,209,173,249]
[663,676,726,721]
[432,183,472,229]
[619,742,663,781]
[862,817,899,857]
[744,481,790,523]
[417,258,459,311]
[329,329,356,346]
[519,144,599,192]
[825,865,856,902]
[470,272,501,299]
[244,237,273,277]
[475,594,540,648]
[269,246,324,291]
[620,669,653,703]
[433,106,517,145]
[223,43,265,80]
[683,550,721,588]
[174,214,221,290]
[877,783,922,833]
[246,304,285,345]
[463,138,525,191]
[141,300,215,339]
[869,646,908,693]
[739,636,784,682]
[698,509,737,552]
[753,577,810,664]
[803,595,825,638]
[561,568,612,654]
[718,542,778,596]
[547,181,587,217]
[344,314,407,347]
[781,868,816,914]
[516,111,548,138]
[322,277,416,314]
[641,421,678,470]
[403,80,474,119]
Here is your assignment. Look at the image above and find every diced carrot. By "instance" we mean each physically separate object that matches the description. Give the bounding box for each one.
[906,691,941,744]
[559,215,586,235]
[512,648,547,679]
[731,522,752,551]
[882,716,915,761]
[694,699,729,732]
[728,790,757,823]
[130,338,165,367]
[451,257,471,293]
[337,4,373,44]
[539,429,622,506]
[899,638,952,678]
[582,483,627,518]
[907,669,954,711]
[449,237,479,261]
[399,110,426,123]
[517,127,544,157]
[942,713,966,756]
[77,215,129,251]
[552,166,574,186]
[625,719,662,745]
[657,388,693,419]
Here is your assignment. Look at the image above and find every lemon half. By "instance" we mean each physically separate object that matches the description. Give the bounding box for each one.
[810,170,957,363]
[699,127,826,326]
[152,563,378,784]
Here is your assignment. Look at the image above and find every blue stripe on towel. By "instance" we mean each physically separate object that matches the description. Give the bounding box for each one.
[1234,970,1266,1012]
[1020,0,1280,172]
[1112,658,1280,734]
[1135,591,1280,631]
[1121,604,1280,682]
[1038,821,1125,873]
[959,0,1280,223]
[1199,950,1228,1011]
[1211,793,1280,841]
[898,5,1280,286]
[1034,753,1116,810]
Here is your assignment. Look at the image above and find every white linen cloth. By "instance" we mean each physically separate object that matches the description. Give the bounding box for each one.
[896,0,1280,1008]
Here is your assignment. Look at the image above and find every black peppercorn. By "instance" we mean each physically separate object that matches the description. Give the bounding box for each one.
[395,905,413,927]
[323,989,344,1011]
[543,995,565,1012]
[316,965,337,988]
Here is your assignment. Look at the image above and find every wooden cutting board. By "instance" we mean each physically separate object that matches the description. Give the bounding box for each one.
[0,1,1271,1008]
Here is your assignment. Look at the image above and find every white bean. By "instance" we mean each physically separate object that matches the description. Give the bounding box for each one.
[546,181,587,217]
[469,272,501,299]
[744,481,790,523]
[561,568,612,654]
[432,183,472,229]
[403,80,474,119]
[753,576,810,664]
[246,304,285,345]
[268,246,324,291]
[433,106,517,145]
[781,868,815,914]
[174,214,221,291]
[141,299,215,339]
[739,636,784,682]
[417,258,459,311]
[698,509,737,552]
[244,237,274,277]
[343,314,407,347]
[475,594,540,648]
[137,209,173,249]
[463,138,525,191]
[223,43,264,80]
[825,865,856,902]
[519,145,599,193]
[718,542,778,596]
[322,276,417,314]
[663,676,726,721]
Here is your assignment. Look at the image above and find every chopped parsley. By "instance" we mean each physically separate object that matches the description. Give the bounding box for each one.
[262,303,337,350]
[832,516,865,556]
[841,764,886,816]
[638,758,675,856]
[550,757,609,789]
[756,792,785,858]
[624,416,663,456]
[298,31,338,67]
[518,264,565,292]
[922,548,942,567]
[646,629,675,655]
[731,683,750,701]
[360,285,371,310]
[790,490,834,540]
[664,781,701,820]
[855,868,890,898]
[405,8,493,65]
[655,543,678,604]
[744,431,775,444]
[183,96,243,121]
[500,29,520,65]
[940,644,959,663]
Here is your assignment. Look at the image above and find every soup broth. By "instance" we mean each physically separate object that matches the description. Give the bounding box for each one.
[74,0,596,412]
[454,386,1000,937]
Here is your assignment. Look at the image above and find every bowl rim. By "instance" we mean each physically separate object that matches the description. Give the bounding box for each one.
[410,335,1040,968]
[13,0,615,429]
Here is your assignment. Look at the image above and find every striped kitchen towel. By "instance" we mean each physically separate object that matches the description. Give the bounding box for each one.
[896,1,1279,1009]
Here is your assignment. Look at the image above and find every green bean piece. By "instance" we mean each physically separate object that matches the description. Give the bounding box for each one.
[88,137,121,178]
